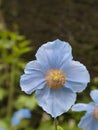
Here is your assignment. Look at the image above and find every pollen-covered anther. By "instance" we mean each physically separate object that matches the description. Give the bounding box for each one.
[46,69,66,88]
[92,106,98,120]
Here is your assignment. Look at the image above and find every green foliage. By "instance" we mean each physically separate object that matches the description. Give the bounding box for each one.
[0,30,31,65]
[36,121,80,130]
[57,125,64,130]
[14,94,37,110]
[11,120,33,130]
[0,30,35,129]
[0,88,7,100]
[0,120,9,130]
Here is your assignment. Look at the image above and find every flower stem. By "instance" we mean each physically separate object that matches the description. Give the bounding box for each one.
[54,118,58,130]
[7,65,15,118]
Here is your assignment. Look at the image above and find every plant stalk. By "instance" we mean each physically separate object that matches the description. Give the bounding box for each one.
[54,118,58,130]
[7,65,15,118]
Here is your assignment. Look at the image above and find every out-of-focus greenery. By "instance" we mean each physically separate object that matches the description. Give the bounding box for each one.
[0,29,38,129]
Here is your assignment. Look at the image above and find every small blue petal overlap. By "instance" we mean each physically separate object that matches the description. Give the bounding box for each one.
[11,109,31,126]
[78,113,98,130]
[36,87,76,118]
[61,60,90,92]
[90,90,98,104]
[11,115,21,126]
[19,109,31,118]
[20,39,90,117]
[72,103,89,111]
[72,90,98,130]
[72,102,95,113]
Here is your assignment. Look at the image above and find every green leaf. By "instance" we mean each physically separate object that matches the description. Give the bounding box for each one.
[57,125,64,130]
[0,88,7,100]
[17,47,32,55]
[19,40,31,48]
[0,120,9,130]
[14,94,37,110]
[93,77,98,84]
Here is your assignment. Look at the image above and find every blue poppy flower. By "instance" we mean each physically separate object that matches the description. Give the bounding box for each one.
[11,108,31,126]
[20,39,90,118]
[72,90,98,130]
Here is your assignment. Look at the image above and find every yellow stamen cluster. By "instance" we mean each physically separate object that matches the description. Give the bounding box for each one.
[46,69,66,89]
[92,106,98,120]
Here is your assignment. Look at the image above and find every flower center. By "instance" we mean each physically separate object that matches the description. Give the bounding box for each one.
[46,69,66,88]
[92,106,98,120]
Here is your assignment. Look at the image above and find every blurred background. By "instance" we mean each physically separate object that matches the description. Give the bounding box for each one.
[0,0,98,130]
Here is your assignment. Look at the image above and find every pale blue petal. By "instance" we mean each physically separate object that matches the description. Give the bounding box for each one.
[11,109,31,126]
[24,60,45,74]
[72,103,88,111]
[20,67,45,94]
[35,39,73,70]
[36,86,76,118]
[0,128,4,130]
[90,90,98,104]
[11,115,21,126]
[19,109,31,118]
[72,102,94,112]
[78,113,98,130]
[61,60,90,82]
[65,81,87,92]
[61,60,90,92]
